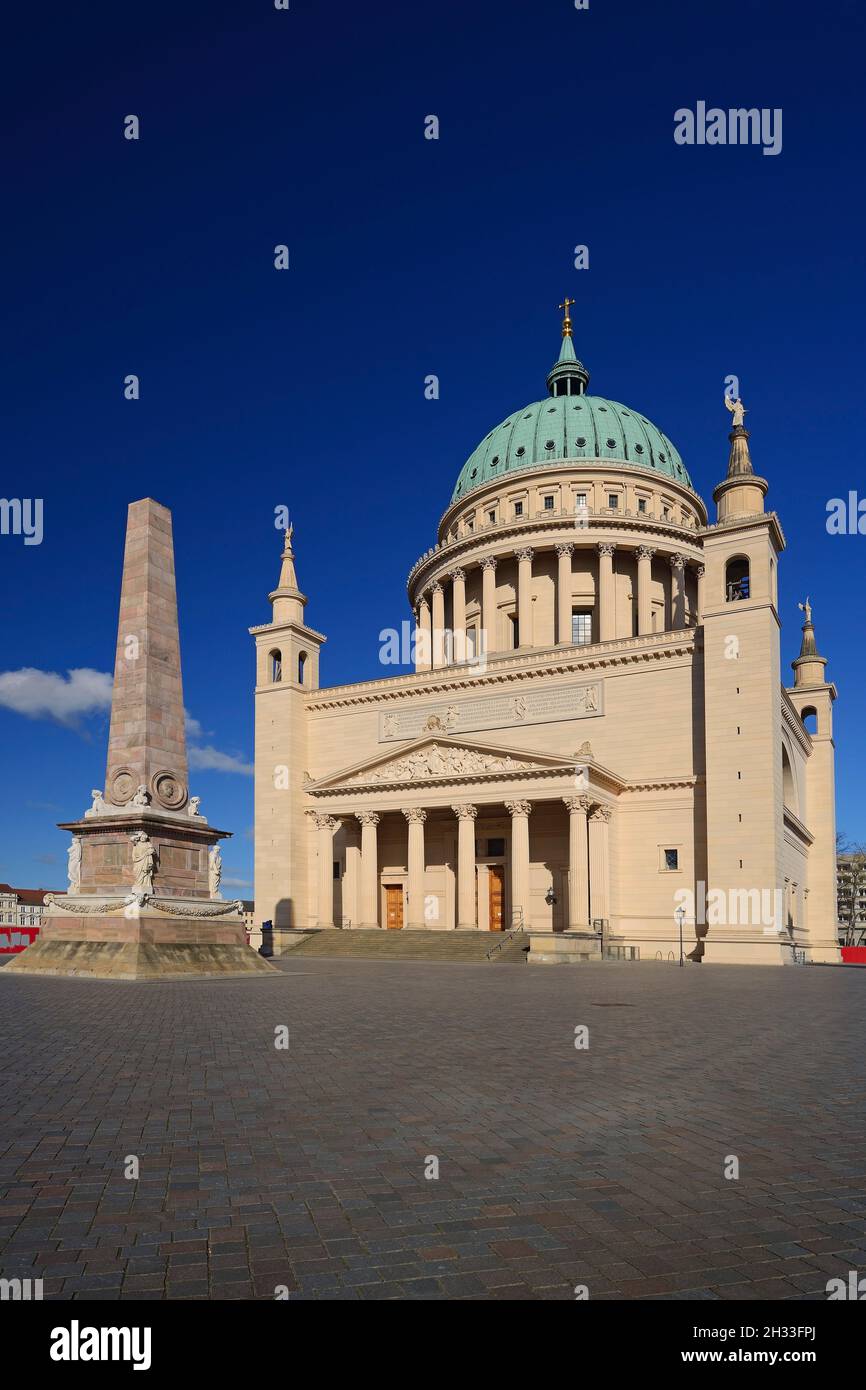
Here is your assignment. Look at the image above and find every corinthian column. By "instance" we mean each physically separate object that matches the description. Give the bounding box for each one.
[588,805,612,925]
[431,581,446,668]
[481,556,498,656]
[670,554,686,630]
[452,804,478,929]
[356,812,380,927]
[416,592,432,672]
[506,800,532,928]
[563,796,591,929]
[555,543,574,644]
[636,546,654,636]
[314,814,339,928]
[450,568,466,664]
[598,543,616,642]
[696,564,705,624]
[403,808,427,928]
[515,548,534,649]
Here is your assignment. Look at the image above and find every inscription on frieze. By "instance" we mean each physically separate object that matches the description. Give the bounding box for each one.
[378,681,602,743]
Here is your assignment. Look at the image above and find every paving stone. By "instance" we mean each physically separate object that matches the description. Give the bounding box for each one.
[1,958,864,1301]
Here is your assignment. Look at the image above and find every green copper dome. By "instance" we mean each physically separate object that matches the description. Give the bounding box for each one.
[451,332,692,502]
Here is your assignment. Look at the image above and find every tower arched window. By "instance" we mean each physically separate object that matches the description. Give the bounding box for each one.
[269,649,282,683]
[801,706,818,736]
[781,744,798,815]
[725,556,750,603]
[298,651,307,685]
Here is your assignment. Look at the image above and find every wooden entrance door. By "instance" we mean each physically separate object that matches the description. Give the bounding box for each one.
[488,865,505,931]
[385,884,404,930]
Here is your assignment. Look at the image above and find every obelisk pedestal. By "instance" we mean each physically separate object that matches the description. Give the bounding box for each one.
[7,499,276,980]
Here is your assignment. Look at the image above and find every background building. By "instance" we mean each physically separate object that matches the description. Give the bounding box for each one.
[837,851,866,946]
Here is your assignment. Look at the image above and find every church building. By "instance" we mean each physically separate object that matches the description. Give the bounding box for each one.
[250,307,840,966]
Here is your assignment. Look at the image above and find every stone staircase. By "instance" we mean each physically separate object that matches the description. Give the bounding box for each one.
[277,928,528,964]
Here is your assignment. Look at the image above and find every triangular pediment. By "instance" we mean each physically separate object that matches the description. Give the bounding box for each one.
[307,735,577,793]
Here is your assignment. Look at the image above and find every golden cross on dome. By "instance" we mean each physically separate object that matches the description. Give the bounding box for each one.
[558,297,575,338]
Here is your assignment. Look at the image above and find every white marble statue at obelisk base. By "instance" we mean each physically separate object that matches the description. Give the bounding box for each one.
[7,498,275,980]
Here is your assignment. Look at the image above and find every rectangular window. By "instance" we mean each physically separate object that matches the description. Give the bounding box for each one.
[488,510,496,524]
[637,497,647,514]
[575,492,587,508]
[608,494,619,510]
[333,861,340,880]
[543,495,554,511]
[466,518,474,532]
[487,838,505,857]
[465,626,477,660]
[571,611,592,645]
[664,849,679,871]
[514,500,523,517]
[509,614,519,648]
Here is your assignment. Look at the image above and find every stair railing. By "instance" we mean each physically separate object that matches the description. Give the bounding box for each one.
[486,909,525,959]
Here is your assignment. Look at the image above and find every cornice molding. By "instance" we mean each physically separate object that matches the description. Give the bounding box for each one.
[308,629,698,712]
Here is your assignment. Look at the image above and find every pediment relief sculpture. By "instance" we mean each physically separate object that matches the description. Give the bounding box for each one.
[343,741,546,786]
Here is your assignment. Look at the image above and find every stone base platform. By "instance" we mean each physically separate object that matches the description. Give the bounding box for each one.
[527,933,603,965]
[4,897,278,981]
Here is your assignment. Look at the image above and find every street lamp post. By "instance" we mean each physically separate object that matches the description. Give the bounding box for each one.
[675,906,685,968]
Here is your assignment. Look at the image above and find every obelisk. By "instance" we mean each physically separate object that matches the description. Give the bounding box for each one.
[7,499,275,980]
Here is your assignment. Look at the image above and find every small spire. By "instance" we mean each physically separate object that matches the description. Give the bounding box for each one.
[792,597,828,687]
[270,521,307,623]
[724,395,754,477]
[797,597,818,659]
[278,522,299,591]
[547,300,589,396]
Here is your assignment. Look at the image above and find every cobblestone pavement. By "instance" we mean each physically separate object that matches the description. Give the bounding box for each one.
[1,958,864,1301]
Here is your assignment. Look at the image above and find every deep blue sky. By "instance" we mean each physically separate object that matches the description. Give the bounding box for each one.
[2,0,864,892]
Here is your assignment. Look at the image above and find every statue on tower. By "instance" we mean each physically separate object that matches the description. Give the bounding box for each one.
[724,394,747,428]
[798,596,812,624]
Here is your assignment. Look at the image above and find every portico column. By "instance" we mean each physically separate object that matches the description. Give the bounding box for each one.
[588,804,612,926]
[416,592,432,672]
[356,811,381,927]
[315,814,339,928]
[636,546,654,636]
[506,800,532,928]
[696,564,705,624]
[563,796,591,929]
[555,543,574,644]
[670,554,686,629]
[403,808,427,929]
[452,803,478,929]
[450,568,466,664]
[481,556,498,656]
[598,543,616,642]
[516,548,534,649]
[431,581,446,668]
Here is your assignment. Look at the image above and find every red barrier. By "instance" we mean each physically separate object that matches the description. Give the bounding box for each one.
[0,926,40,954]
[841,946,866,964]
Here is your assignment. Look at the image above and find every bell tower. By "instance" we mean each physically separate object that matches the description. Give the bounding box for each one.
[786,603,840,962]
[701,401,790,962]
[250,524,326,930]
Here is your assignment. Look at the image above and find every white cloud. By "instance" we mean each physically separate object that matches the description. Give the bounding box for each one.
[188,744,254,776]
[0,670,253,776]
[0,667,112,726]
[184,710,205,739]
[223,875,253,888]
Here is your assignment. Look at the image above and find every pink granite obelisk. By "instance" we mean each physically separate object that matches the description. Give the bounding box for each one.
[7,499,275,980]
[104,499,190,814]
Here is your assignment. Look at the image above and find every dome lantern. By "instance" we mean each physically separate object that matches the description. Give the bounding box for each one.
[546,298,590,397]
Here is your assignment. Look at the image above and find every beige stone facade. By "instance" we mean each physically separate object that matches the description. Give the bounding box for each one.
[251,340,840,966]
